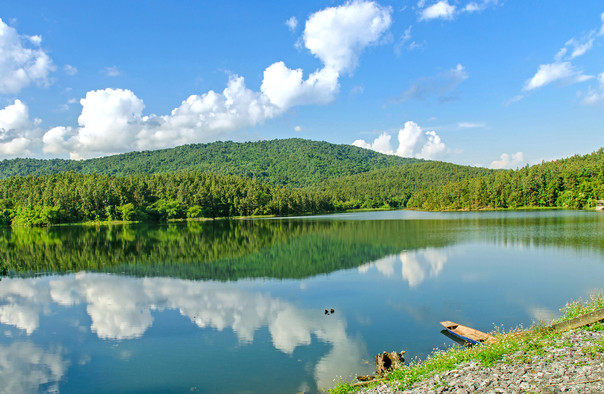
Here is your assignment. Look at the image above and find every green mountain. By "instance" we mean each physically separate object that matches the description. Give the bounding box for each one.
[0,139,419,188]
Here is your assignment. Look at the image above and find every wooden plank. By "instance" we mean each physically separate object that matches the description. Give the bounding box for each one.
[549,308,604,333]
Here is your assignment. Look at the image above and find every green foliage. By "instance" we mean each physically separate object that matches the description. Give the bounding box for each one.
[316,161,493,210]
[408,148,604,210]
[0,172,335,225]
[0,219,459,279]
[0,139,418,188]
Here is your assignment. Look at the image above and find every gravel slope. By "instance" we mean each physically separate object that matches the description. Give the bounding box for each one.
[363,329,604,394]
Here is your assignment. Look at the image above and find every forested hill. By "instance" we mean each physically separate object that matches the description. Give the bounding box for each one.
[315,161,494,210]
[408,148,604,210]
[0,139,418,187]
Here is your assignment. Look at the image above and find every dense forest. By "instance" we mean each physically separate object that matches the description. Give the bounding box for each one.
[0,172,334,226]
[0,139,417,187]
[315,161,493,210]
[408,148,604,210]
[0,139,602,227]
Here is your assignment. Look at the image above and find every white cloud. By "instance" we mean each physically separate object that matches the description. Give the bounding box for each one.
[567,37,594,59]
[302,1,392,74]
[352,132,394,155]
[353,121,447,160]
[458,122,485,129]
[294,125,302,132]
[490,151,525,169]
[600,12,604,36]
[0,99,41,156]
[581,72,604,105]
[63,64,78,75]
[395,64,468,103]
[523,62,591,91]
[35,1,392,159]
[419,1,456,21]
[0,18,55,94]
[285,16,298,31]
[103,66,120,77]
[463,0,498,13]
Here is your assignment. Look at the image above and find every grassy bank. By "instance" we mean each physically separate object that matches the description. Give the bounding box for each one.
[330,293,604,393]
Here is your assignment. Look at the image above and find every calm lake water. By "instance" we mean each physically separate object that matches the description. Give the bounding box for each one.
[1,210,604,393]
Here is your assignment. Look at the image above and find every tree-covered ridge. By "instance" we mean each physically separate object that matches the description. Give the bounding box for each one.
[0,172,334,226]
[316,161,494,210]
[0,139,418,187]
[408,148,604,210]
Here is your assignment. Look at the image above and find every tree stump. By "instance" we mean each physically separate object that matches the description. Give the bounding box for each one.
[375,351,405,375]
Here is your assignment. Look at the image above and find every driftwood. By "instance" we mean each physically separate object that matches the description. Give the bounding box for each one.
[548,308,604,333]
[375,351,405,375]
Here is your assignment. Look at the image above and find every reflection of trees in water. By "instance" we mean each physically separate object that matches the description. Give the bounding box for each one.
[0,219,459,279]
[0,273,367,390]
[1,213,601,280]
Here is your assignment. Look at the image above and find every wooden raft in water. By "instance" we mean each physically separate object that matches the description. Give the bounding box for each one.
[440,320,497,345]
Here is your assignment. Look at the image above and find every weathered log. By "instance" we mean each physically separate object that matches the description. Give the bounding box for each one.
[548,308,604,333]
[375,351,405,375]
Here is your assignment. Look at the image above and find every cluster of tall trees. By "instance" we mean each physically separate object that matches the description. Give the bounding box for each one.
[0,172,333,226]
[408,148,604,210]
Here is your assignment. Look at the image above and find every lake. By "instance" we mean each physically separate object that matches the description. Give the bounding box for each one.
[1,210,604,393]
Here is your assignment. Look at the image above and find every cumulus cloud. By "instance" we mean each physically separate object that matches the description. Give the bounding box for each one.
[419,1,456,21]
[353,121,447,160]
[0,99,42,157]
[0,18,55,93]
[394,64,468,103]
[33,1,392,159]
[352,132,394,155]
[262,1,391,110]
[490,151,525,169]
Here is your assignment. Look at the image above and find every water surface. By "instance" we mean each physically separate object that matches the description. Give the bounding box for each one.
[1,210,603,393]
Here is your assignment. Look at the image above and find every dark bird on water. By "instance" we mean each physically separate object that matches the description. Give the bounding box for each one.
[324,309,328,315]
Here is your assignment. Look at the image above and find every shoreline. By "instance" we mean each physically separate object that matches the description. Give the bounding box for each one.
[331,295,604,394]
[363,329,604,393]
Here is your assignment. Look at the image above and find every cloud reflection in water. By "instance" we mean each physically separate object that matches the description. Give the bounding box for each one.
[359,248,448,287]
[0,273,367,390]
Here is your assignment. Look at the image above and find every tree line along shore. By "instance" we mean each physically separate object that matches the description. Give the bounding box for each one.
[0,140,602,226]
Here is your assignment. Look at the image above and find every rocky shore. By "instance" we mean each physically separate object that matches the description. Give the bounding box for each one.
[363,329,604,393]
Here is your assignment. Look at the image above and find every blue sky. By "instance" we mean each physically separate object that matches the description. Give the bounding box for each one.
[0,1,603,168]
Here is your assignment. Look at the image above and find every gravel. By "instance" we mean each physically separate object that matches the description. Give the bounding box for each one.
[362,329,604,394]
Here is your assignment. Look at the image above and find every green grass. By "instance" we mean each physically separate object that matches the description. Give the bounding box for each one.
[329,292,604,393]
